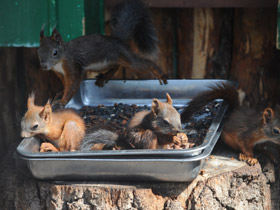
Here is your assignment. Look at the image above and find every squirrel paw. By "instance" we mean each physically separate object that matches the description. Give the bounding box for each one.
[161,74,168,85]
[239,153,258,166]
[40,142,59,152]
[157,74,168,85]
[95,74,108,87]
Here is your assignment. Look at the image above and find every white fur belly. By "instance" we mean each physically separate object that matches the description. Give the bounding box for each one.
[53,61,65,75]
[253,139,269,146]
[84,60,110,72]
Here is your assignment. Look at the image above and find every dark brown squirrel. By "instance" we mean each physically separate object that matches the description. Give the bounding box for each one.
[21,94,85,152]
[80,93,182,151]
[181,83,280,165]
[37,0,167,106]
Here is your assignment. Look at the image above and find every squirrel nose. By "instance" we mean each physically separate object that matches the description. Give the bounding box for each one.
[41,64,48,70]
[173,128,181,133]
[21,131,32,138]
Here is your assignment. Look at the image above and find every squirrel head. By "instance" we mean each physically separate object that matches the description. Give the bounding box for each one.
[151,93,182,135]
[37,27,65,71]
[261,106,280,145]
[21,93,52,138]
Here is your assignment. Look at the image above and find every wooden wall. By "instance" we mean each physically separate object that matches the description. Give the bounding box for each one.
[107,7,280,108]
[0,7,280,162]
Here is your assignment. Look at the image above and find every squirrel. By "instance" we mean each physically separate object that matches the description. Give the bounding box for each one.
[37,0,167,106]
[181,83,280,165]
[21,93,85,152]
[80,93,182,151]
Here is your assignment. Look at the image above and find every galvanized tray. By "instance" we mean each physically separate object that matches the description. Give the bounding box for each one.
[15,116,223,182]
[15,79,231,182]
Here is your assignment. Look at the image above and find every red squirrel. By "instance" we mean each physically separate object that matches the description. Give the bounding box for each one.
[80,93,182,151]
[21,94,85,152]
[181,83,280,165]
[37,0,167,106]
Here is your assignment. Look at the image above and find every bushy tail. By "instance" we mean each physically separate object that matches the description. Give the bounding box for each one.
[111,0,158,57]
[181,83,239,122]
[80,129,119,151]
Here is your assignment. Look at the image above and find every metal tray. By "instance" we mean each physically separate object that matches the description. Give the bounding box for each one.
[15,79,230,182]
[15,116,223,182]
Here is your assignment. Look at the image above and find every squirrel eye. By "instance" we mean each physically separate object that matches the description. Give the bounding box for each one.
[163,119,169,125]
[273,128,280,135]
[52,49,58,56]
[32,124,38,130]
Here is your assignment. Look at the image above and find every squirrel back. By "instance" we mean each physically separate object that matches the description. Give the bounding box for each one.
[21,94,85,152]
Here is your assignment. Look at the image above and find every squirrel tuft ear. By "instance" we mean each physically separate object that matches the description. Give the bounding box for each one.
[263,108,275,125]
[51,27,63,45]
[40,23,45,41]
[151,98,162,116]
[40,103,52,122]
[166,93,173,105]
[27,92,35,109]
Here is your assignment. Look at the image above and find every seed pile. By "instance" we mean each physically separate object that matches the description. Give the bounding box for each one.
[79,101,221,149]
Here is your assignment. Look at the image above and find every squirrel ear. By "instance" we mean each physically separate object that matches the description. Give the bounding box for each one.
[40,104,52,122]
[263,108,275,125]
[51,27,63,45]
[166,93,173,105]
[40,23,45,41]
[152,99,162,116]
[27,92,35,109]
[46,98,52,105]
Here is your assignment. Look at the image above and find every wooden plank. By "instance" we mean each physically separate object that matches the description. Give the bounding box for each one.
[191,8,214,78]
[151,9,175,78]
[205,8,233,79]
[231,8,278,107]
[172,8,234,79]
[105,0,277,8]
[176,8,193,78]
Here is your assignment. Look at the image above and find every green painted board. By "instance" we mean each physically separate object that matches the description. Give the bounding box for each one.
[0,0,104,47]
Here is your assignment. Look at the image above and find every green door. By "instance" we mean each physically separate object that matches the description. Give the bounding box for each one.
[0,0,104,47]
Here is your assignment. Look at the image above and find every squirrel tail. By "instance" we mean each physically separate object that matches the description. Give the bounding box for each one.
[80,129,119,151]
[181,83,239,122]
[111,0,158,58]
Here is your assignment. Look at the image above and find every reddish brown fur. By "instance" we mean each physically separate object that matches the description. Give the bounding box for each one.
[128,110,150,129]
[21,94,85,152]
[222,106,280,160]
[181,84,280,165]
[127,93,181,149]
